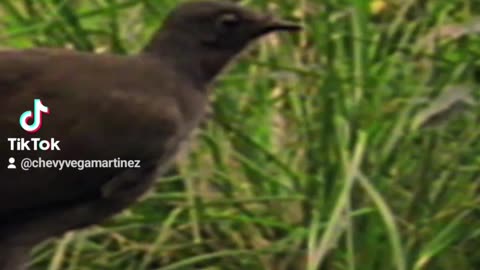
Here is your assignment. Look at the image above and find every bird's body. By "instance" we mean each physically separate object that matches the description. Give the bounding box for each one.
[0,1,300,269]
[0,49,206,217]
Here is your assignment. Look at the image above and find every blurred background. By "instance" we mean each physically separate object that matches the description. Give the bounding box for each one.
[1,0,479,269]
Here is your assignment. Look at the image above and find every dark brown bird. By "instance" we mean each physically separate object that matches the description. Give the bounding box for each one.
[0,1,300,269]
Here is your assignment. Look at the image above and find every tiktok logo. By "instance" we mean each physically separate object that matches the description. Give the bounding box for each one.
[19,99,50,133]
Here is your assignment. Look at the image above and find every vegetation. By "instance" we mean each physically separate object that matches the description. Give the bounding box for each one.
[1,0,479,269]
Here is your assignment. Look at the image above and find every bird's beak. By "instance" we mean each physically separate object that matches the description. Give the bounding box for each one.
[258,16,302,34]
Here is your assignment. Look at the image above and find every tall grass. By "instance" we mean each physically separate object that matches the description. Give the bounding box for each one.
[1,0,479,269]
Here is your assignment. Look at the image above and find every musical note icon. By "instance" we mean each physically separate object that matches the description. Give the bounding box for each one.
[19,99,50,133]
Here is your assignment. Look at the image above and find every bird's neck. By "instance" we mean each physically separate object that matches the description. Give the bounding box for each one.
[144,31,234,89]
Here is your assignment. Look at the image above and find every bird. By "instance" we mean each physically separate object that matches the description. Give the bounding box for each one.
[0,1,300,269]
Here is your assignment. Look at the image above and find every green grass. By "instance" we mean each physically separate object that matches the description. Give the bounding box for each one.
[1,0,480,269]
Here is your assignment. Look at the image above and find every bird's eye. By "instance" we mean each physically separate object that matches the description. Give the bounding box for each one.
[216,13,240,29]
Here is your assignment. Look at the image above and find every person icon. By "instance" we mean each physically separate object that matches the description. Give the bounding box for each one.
[8,157,16,169]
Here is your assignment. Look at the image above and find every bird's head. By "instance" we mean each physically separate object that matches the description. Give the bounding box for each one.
[161,0,301,51]
[146,0,301,85]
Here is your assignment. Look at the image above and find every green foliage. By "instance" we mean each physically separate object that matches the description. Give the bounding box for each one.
[1,0,479,269]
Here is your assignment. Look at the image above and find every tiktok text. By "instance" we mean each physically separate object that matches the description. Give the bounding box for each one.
[8,138,61,151]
